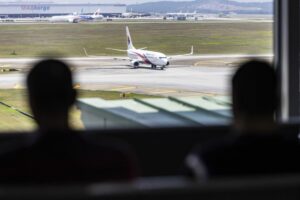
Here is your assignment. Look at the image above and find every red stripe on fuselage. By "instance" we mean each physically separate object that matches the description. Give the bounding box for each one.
[133,52,152,65]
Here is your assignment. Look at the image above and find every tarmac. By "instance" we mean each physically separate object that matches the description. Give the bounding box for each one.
[0,55,272,97]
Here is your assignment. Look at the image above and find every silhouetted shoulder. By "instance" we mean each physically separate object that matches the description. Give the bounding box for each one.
[186,132,300,178]
[0,130,138,183]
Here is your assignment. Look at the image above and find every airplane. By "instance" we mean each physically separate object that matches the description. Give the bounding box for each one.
[49,13,81,23]
[100,26,193,70]
[166,11,200,20]
[121,12,149,18]
[83,27,272,70]
[167,11,197,16]
[50,9,103,23]
[121,8,145,18]
[79,9,104,21]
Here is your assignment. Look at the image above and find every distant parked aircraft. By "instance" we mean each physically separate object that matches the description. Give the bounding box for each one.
[121,8,148,18]
[50,9,103,23]
[79,9,104,21]
[50,13,80,23]
[167,11,197,17]
[165,11,202,20]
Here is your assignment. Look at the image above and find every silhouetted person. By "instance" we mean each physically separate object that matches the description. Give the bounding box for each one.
[185,60,300,179]
[232,60,277,133]
[0,59,138,183]
[28,59,76,132]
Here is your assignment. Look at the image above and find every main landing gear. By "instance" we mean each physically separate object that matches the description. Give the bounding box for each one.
[151,64,165,70]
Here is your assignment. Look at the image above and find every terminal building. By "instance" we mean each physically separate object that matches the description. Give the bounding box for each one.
[0,2,126,18]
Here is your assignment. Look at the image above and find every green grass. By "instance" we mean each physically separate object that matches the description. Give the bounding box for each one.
[0,104,35,132]
[77,90,159,100]
[0,22,272,57]
[0,89,158,132]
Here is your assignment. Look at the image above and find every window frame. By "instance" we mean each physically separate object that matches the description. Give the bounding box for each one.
[275,0,300,122]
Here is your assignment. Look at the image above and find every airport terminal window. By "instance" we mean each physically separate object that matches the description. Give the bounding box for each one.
[0,0,273,131]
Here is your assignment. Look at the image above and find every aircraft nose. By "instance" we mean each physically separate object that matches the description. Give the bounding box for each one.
[162,58,169,65]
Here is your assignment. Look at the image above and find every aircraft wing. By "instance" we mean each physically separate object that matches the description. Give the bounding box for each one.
[112,57,131,61]
[168,46,194,60]
[138,47,147,50]
[105,48,130,60]
[83,48,130,61]
[83,48,104,58]
[106,48,128,52]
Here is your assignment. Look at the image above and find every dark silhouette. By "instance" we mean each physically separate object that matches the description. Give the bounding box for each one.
[0,59,138,183]
[232,60,278,133]
[185,60,300,179]
[27,59,76,132]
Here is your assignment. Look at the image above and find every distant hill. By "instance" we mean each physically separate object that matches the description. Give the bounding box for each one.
[128,0,273,14]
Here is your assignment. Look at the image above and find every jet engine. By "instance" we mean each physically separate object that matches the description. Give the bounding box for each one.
[131,60,139,68]
[69,18,79,23]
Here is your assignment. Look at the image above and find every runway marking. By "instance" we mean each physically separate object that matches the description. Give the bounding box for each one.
[109,86,137,91]
[149,90,178,94]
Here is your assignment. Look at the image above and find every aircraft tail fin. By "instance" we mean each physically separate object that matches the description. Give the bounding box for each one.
[93,9,101,16]
[126,26,135,50]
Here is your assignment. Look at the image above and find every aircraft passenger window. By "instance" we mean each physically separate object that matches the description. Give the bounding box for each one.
[0,0,273,131]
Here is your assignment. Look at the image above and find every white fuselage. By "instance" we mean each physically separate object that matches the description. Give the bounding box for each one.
[128,49,169,67]
[79,14,104,21]
[50,15,80,23]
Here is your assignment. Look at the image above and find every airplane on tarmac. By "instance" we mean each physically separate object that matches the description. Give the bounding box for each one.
[50,9,103,23]
[79,9,104,21]
[50,13,81,23]
[166,11,197,17]
[83,27,274,70]
[165,11,202,20]
[121,8,148,18]
[84,26,193,70]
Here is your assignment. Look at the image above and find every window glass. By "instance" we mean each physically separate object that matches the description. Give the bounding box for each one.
[0,0,273,131]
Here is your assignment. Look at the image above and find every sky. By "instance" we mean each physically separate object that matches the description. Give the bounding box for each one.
[0,0,273,3]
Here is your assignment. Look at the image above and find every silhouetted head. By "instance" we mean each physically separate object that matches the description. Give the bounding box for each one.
[232,60,277,121]
[27,59,76,129]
